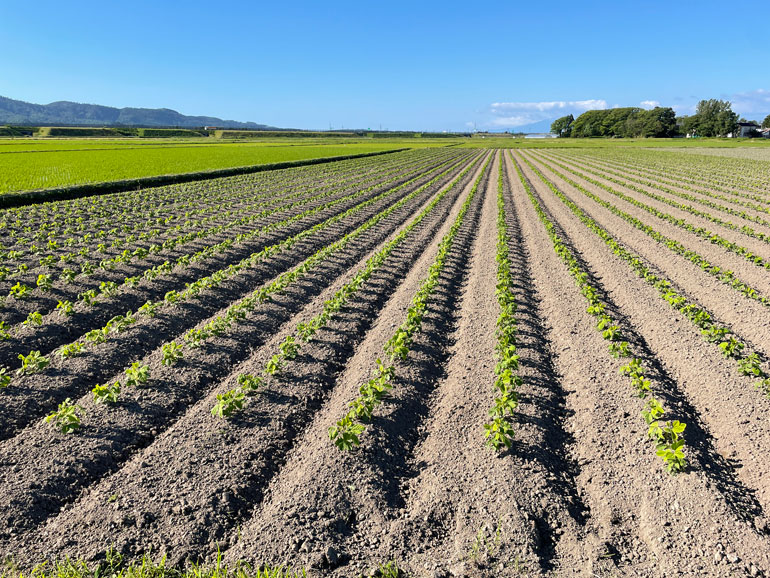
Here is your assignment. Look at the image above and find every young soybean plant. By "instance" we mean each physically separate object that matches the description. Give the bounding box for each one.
[125,362,150,387]
[45,398,83,433]
[92,381,121,404]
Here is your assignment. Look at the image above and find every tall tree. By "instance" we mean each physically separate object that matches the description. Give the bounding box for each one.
[762,114,770,128]
[550,114,574,137]
[691,99,739,137]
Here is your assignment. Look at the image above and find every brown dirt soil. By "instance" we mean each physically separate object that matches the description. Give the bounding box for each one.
[543,151,770,242]
[3,148,770,578]
[511,150,770,576]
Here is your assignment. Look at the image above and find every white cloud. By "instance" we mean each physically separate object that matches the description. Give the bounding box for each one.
[489,115,542,128]
[640,100,660,109]
[482,98,608,130]
[491,99,607,112]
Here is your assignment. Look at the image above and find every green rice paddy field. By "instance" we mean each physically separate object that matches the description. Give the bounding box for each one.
[1,136,769,194]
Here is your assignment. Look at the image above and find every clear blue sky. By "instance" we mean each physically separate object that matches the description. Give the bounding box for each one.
[1,0,768,131]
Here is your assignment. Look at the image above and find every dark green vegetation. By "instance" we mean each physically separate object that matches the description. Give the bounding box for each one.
[552,98,767,139]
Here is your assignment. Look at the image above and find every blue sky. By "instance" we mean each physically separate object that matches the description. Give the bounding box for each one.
[1,0,768,131]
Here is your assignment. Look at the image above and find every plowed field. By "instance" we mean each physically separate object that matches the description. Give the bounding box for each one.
[2,147,770,577]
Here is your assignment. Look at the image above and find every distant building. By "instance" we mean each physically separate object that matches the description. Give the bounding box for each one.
[736,121,760,137]
[525,133,559,139]
[204,126,219,131]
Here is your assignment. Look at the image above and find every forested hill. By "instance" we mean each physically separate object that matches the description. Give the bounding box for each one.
[0,96,274,128]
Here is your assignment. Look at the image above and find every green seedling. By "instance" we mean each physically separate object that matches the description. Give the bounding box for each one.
[16,350,49,376]
[45,398,82,433]
[211,389,245,418]
[57,341,85,359]
[125,362,150,387]
[92,381,121,404]
[161,342,183,366]
[56,300,75,317]
[36,273,53,292]
[10,282,30,299]
[0,367,10,388]
[23,311,43,327]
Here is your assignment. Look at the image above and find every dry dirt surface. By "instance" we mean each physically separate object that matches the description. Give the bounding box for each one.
[2,147,770,577]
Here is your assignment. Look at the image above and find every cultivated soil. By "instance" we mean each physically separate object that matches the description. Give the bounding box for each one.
[2,148,770,577]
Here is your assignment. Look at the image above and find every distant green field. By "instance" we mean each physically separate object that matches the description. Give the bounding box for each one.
[459,137,770,149]
[0,141,417,193]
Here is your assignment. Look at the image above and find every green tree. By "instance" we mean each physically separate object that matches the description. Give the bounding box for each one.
[550,114,574,137]
[691,99,739,137]
[762,114,770,129]
[636,107,678,137]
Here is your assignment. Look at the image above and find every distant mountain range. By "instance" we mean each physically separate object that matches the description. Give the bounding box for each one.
[0,96,276,129]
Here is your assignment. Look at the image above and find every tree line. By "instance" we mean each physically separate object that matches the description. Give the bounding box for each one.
[551,99,770,138]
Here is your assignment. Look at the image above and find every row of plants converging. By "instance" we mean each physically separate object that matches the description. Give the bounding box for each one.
[0,151,453,319]
[582,149,770,198]
[16,152,484,425]
[209,153,489,422]
[540,152,770,254]
[483,160,521,450]
[551,150,770,220]
[0,153,343,253]
[0,150,445,271]
[566,149,770,207]
[520,153,770,313]
[0,147,418,231]
[0,153,471,352]
[510,152,687,474]
[515,153,770,399]
[329,154,492,450]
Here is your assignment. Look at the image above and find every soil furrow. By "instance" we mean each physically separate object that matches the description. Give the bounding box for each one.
[219,152,492,575]
[512,150,770,577]
[0,152,488,562]
[520,151,770,361]
[0,154,478,439]
[537,151,770,262]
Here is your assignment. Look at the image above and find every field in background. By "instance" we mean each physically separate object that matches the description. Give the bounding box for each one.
[1,135,769,195]
[0,141,413,193]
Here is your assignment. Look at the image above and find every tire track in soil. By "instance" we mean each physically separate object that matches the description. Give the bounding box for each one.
[0,152,491,567]
[0,153,475,442]
[220,153,494,575]
[512,151,770,577]
[520,151,770,363]
[0,151,459,363]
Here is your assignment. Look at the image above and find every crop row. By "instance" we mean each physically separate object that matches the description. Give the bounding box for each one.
[516,153,770,399]
[0,148,405,236]
[533,153,770,276]
[483,160,520,450]
[0,151,449,301]
[329,153,492,450]
[511,152,687,473]
[554,150,770,213]
[548,151,770,251]
[544,152,770,251]
[523,153,770,312]
[0,152,468,350]
[0,152,485,541]
[210,153,488,420]
[583,149,770,196]
[1,152,478,390]
[0,149,446,268]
